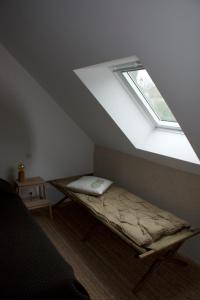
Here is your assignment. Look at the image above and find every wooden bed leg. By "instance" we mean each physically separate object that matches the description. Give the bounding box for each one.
[133,242,184,294]
[132,258,163,294]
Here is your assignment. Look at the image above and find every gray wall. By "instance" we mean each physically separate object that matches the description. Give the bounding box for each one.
[0,0,199,260]
[0,44,94,189]
[0,0,200,172]
[94,146,200,263]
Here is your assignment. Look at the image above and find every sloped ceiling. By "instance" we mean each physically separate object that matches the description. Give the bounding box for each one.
[0,0,200,173]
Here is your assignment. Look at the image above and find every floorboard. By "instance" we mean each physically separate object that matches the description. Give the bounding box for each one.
[33,203,200,300]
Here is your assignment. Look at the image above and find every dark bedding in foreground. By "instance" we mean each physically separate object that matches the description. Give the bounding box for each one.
[0,179,90,300]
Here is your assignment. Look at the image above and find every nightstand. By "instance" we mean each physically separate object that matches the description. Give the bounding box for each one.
[15,177,53,218]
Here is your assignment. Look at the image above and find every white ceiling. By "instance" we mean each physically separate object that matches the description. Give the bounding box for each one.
[0,0,200,173]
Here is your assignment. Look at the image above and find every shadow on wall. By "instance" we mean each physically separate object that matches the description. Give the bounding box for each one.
[0,95,33,181]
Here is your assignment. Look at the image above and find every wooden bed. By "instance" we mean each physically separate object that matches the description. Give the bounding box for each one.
[50,175,200,293]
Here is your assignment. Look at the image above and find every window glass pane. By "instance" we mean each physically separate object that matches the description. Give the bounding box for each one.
[126,69,176,122]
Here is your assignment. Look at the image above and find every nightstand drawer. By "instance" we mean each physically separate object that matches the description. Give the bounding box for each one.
[15,177,53,218]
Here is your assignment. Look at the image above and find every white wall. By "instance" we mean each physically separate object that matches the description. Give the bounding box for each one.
[0,44,94,196]
[94,146,200,264]
[75,59,154,148]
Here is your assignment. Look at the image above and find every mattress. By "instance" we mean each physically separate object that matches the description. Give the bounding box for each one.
[74,185,189,247]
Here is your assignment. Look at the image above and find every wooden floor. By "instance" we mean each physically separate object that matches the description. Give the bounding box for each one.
[34,203,200,300]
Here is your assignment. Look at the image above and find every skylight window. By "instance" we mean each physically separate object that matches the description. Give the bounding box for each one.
[118,66,181,130]
[75,56,199,166]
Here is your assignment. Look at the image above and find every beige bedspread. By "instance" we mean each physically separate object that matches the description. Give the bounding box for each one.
[74,186,189,247]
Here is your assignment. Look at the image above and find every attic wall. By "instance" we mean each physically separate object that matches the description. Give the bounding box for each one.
[0,0,199,169]
[94,145,200,263]
[0,44,93,185]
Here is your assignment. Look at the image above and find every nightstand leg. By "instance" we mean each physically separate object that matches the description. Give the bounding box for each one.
[43,184,47,199]
[39,185,42,199]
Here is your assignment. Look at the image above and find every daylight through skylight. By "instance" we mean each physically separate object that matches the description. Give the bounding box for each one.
[121,67,180,129]
[75,56,200,165]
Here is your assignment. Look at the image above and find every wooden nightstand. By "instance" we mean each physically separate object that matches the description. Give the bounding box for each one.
[15,177,53,218]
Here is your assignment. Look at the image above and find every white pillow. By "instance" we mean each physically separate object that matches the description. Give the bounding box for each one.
[66,176,113,196]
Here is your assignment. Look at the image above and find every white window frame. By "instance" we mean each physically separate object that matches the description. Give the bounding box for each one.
[114,65,181,131]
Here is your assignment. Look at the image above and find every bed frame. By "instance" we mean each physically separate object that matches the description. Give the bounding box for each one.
[49,175,200,293]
